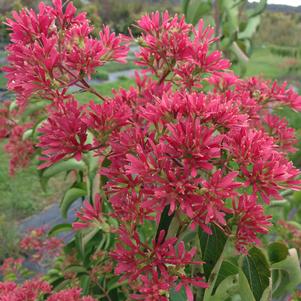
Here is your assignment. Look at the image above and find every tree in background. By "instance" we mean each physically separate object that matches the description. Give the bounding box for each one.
[255,11,301,47]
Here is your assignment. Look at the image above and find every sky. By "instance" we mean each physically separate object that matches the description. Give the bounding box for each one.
[250,0,301,6]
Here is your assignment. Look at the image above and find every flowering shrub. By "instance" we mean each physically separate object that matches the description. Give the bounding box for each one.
[0,280,95,301]
[20,226,63,263]
[1,1,301,300]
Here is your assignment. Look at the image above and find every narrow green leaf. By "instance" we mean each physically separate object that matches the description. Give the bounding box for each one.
[80,274,91,295]
[238,15,261,40]
[155,205,175,243]
[48,223,73,237]
[185,0,212,26]
[210,275,239,301]
[60,187,86,218]
[22,129,33,140]
[64,265,88,275]
[182,0,190,15]
[40,158,86,190]
[199,224,228,280]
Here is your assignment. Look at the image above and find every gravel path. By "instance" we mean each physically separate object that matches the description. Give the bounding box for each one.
[19,199,82,241]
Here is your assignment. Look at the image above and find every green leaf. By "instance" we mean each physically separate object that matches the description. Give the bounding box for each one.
[80,274,91,295]
[9,100,17,112]
[155,205,175,243]
[219,0,239,35]
[60,187,86,218]
[240,247,271,301]
[238,269,256,301]
[247,0,267,18]
[272,248,301,297]
[267,242,288,265]
[82,227,100,250]
[52,279,69,292]
[22,129,33,140]
[64,265,88,275]
[170,286,186,301]
[238,15,261,40]
[48,223,73,236]
[213,257,239,294]
[199,224,228,280]
[40,158,86,190]
[185,0,212,26]
[22,100,48,119]
[293,190,301,203]
[182,0,190,15]
[210,275,239,301]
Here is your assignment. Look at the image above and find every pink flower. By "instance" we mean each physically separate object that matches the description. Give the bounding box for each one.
[46,288,96,301]
[83,99,132,147]
[131,270,170,301]
[233,195,271,254]
[4,124,35,175]
[111,228,206,292]
[19,226,63,262]
[164,118,222,174]
[99,26,129,63]
[73,195,107,230]
[38,100,91,168]
[263,114,297,153]
[0,279,51,301]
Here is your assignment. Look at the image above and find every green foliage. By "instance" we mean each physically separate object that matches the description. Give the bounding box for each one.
[271,247,301,297]
[240,247,271,301]
[254,11,301,48]
[183,0,267,74]
[94,70,109,81]
[199,224,228,280]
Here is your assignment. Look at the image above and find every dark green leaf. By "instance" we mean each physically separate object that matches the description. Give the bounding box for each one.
[48,223,73,237]
[155,205,175,243]
[267,242,288,264]
[240,247,271,301]
[80,275,91,295]
[199,224,228,279]
[60,187,86,218]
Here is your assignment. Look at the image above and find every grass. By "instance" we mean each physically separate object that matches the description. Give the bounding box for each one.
[75,77,136,103]
[0,142,67,260]
[100,60,137,73]
[244,47,289,79]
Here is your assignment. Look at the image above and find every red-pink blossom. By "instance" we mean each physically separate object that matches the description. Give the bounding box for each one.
[233,195,272,254]
[73,195,106,230]
[38,100,91,168]
[4,123,35,175]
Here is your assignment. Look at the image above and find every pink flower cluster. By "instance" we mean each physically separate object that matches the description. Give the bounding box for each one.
[0,280,95,301]
[3,0,128,109]
[19,226,63,262]
[2,2,301,299]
